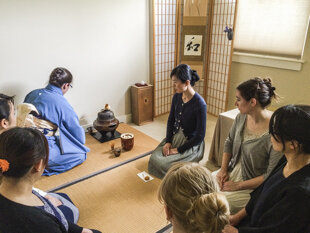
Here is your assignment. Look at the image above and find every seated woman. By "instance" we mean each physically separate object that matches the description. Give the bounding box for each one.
[0,93,79,224]
[159,162,230,233]
[223,105,310,233]
[22,67,89,175]
[0,127,100,233]
[213,78,282,213]
[148,64,207,179]
[0,93,16,133]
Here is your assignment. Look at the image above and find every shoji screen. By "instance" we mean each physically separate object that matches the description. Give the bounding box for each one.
[153,0,179,116]
[206,0,237,115]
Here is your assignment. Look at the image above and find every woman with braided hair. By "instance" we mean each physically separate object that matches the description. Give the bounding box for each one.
[213,77,282,213]
[158,162,230,233]
[22,67,89,175]
[148,64,207,179]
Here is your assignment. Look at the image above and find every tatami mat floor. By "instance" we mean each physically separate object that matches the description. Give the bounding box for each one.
[129,113,219,171]
[38,114,219,233]
[62,156,167,233]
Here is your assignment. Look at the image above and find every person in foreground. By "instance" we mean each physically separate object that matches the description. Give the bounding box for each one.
[148,64,207,179]
[22,67,89,175]
[214,77,282,213]
[159,162,230,233]
[0,93,79,224]
[223,104,310,233]
[0,127,101,233]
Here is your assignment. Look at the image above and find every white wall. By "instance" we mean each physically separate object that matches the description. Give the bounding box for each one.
[227,28,310,111]
[0,0,150,126]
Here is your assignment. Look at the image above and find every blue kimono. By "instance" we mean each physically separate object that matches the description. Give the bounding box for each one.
[24,84,89,176]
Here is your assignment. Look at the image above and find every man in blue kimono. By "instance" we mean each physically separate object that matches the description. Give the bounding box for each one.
[23,67,89,176]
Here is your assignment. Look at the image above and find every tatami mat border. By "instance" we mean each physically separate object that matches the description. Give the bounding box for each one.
[156,223,173,233]
[47,150,153,192]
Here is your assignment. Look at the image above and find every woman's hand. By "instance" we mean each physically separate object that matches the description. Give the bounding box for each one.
[167,148,178,155]
[162,143,172,156]
[222,225,238,233]
[229,214,240,226]
[216,169,229,189]
[81,228,93,233]
[222,181,241,191]
[228,208,247,227]
[45,194,62,207]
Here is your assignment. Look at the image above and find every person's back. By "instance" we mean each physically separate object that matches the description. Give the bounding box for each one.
[0,127,100,233]
[22,67,89,175]
[0,195,66,233]
[1,92,80,224]
[25,85,70,120]
[158,162,230,233]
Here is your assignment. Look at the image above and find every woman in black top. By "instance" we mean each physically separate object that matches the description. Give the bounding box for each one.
[148,64,207,179]
[0,127,101,233]
[0,93,79,224]
[223,105,310,233]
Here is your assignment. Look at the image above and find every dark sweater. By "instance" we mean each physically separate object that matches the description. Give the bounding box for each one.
[0,193,83,233]
[166,92,207,153]
[238,156,310,233]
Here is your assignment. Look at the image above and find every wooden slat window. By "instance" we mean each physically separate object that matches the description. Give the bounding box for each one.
[153,0,179,116]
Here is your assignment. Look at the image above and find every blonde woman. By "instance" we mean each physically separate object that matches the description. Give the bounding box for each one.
[159,162,230,233]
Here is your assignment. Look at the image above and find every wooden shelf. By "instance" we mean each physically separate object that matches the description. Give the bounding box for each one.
[131,85,154,125]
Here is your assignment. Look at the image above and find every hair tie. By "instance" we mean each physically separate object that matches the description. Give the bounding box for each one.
[191,70,199,82]
[263,79,273,90]
[0,159,9,173]
[269,86,276,97]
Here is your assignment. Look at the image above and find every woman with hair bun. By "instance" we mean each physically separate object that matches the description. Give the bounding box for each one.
[0,127,100,233]
[159,162,230,233]
[148,64,207,179]
[22,67,89,175]
[0,93,81,225]
[213,77,282,213]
